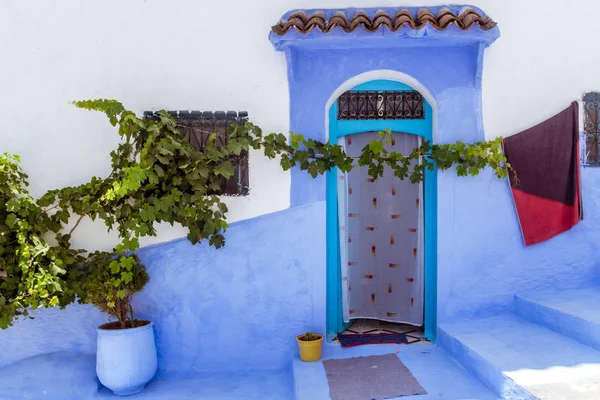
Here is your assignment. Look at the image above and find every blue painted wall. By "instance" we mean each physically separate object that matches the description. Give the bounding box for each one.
[2,175,600,370]
[284,44,486,207]
[270,7,499,333]
[134,202,325,374]
[270,7,600,328]
[437,168,600,322]
[2,6,600,376]
[0,202,326,374]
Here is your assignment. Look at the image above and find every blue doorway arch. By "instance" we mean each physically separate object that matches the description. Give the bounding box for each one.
[326,79,438,342]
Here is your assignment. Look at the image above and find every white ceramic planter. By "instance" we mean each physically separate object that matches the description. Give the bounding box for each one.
[96,321,158,396]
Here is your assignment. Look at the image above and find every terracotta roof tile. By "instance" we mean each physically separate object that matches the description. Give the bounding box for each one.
[271,7,496,35]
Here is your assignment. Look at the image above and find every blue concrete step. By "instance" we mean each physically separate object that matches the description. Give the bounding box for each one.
[515,287,600,351]
[440,313,600,400]
[292,343,500,400]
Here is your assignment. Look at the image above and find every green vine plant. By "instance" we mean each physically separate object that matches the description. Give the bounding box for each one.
[0,99,510,329]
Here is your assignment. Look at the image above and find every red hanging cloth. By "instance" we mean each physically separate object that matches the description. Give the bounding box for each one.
[503,102,583,246]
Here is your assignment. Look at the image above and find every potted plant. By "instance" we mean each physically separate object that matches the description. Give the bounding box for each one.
[296,332,324,362]
[74,251,155,396]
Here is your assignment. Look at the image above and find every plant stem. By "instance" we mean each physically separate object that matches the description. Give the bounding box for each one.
[42,204,60,214]
[129,304,134,328]
[69,213,86,235]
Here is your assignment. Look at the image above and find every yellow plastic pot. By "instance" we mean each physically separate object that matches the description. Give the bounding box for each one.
[296,333,323,362]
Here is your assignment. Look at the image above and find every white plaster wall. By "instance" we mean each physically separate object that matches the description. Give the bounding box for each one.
[1,0,599,250]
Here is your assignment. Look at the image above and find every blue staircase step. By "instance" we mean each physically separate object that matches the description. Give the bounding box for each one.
[438,325,535,400]
[515,286,600,351]
[440,313,600,400]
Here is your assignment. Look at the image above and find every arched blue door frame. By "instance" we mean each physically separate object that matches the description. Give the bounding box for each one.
[326,80,437,342]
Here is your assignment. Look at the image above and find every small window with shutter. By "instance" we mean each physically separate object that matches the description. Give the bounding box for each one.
[144,110,249,196]
[583,93,600,166]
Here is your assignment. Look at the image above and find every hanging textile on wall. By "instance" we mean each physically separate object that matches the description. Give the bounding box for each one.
[337,131,424,326]
[503,102,583,246]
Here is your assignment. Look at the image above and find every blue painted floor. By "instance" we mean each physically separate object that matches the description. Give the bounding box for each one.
[0,352,294,400]
[10,286,600,400]
[95,372,294,399]
[0,345,497,400]
[0,352,99,400]
[8,284,600,400]
[293,343,500,400]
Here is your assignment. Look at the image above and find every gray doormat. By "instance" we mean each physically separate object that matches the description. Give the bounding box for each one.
[322,353,427,400]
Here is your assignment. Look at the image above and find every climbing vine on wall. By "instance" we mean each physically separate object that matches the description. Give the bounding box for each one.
[0,154,82,328]
[0,99,509,328]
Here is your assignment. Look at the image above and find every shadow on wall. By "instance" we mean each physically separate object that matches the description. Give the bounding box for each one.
[0,202,326,374]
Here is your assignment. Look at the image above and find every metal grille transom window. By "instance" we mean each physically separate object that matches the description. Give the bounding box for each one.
[337,90,425,120]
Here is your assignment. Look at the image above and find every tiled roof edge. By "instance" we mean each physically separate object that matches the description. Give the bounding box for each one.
[272,7,496,35]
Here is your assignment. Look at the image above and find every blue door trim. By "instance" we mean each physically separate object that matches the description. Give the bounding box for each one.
[326,80,437,342]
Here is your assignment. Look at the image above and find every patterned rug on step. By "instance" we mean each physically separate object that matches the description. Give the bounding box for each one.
[337,333,408,347]
[323,354,427,400]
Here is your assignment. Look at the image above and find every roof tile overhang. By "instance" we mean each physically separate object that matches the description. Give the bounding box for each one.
[272,7,496,35]
[269,6,499,50]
